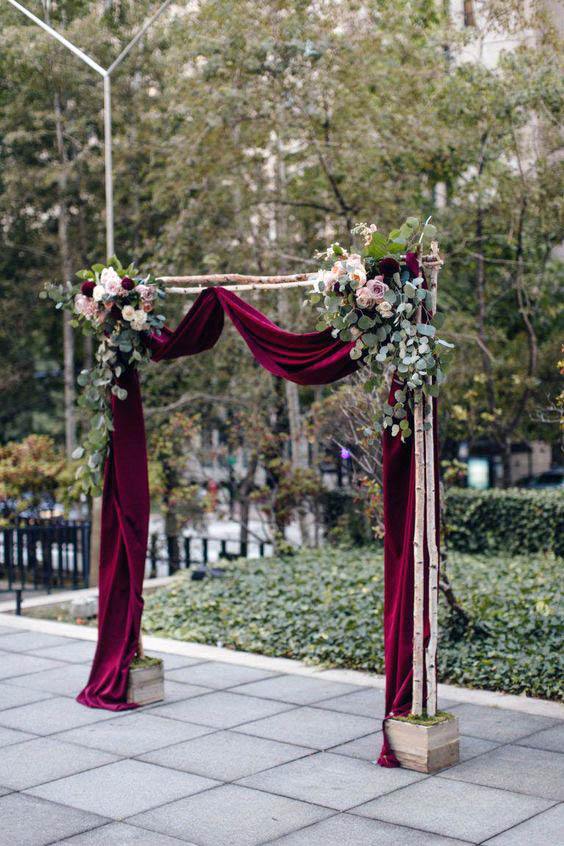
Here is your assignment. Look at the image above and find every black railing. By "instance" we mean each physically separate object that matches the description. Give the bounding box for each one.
[146,534,272,578]
[0,521,91,593]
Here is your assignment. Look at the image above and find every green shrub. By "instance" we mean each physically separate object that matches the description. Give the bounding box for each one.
[445,488,564,557]
[142,547,562,701]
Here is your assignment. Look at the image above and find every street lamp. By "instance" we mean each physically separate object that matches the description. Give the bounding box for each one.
[6,0,174,261]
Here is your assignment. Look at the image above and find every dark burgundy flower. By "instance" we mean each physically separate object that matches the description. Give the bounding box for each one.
[405,252,420,277]
[80,280,96,297]
[121,276,135,291]
[378,257,400,276]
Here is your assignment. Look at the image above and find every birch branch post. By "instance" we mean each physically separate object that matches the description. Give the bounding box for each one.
[412,304,426,716]
[423,260,441,717]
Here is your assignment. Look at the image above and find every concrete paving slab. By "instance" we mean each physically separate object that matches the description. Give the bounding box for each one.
[146,680,214,704]
[328,731,383,762]
[31,640,96,664]
[129,783,334,846]
[270,812,470,845]
[0,695,123,735]
[351,776,554,842]
[152,690,294,729]
[448,703,557,743]
[483,803,564,845]
[315,687,387,718]
[239,750,424,810]
[457,735,500,762]
[0,652,65,680]
[140,729,314,782]
[5,663,90,696]
[167,661,278,689]
[439,744,564,800]
[0,736,118,789]
[59,822,193,844]
[516,723,564,754]
[237,705,377,749]
[0,631,72,652]
[0,793,108,846]
[26,759,219,819]
[0,724,37,747]
[57,712,214,756]
[0,682,53,711]
[230,674,362,705]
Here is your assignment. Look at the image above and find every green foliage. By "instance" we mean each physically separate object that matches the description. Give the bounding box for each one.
[142,546,563,701]
[309,222,449,437]
[445,488,564,557]
[43,260,166,495]
[0,435,71,524]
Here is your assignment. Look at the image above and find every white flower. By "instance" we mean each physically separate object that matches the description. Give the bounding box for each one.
[310,269,338,292]
[100,267,121,290]
[122,305,136,321]
[130,309,148,331]
[377,301,393,318]
[92,285,105,301]
[332,260,348,278]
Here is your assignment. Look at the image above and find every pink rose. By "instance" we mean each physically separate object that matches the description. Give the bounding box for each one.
[74,294,88,314]
[366,275,388,303]
[136,283,156,301]
[104,279,122,296]
[355,286,378,309]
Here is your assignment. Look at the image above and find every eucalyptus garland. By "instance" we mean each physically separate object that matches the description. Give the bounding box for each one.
[42,258,166,495]
[308,217,454,438]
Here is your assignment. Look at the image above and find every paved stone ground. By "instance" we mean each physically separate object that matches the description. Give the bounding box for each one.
[0,626,562,845]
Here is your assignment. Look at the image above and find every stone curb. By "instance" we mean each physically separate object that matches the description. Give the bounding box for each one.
[0,608,562,721]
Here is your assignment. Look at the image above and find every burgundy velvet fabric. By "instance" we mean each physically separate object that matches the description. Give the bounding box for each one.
[78,282,430,769]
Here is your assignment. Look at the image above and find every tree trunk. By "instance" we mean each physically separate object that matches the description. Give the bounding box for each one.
[54,92,76,457]
[238,455,258,548]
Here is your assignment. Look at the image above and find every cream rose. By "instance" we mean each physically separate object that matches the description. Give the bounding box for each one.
[377,301,393,318]
[122,305,136,321]
[92,285,105,302]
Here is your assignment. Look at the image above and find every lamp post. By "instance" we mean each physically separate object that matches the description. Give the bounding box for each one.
[6,0,174,585]
[6,0,174,260]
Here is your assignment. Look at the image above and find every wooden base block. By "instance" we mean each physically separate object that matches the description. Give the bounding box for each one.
[385,714,459,773]
[127,660,164,706]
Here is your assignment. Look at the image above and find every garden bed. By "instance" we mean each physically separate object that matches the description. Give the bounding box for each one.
[141,547,562,701]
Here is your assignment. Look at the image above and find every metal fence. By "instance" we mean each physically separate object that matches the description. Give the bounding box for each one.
[0,522,272,593]
[0,521,91,593]
[146,535,272,579]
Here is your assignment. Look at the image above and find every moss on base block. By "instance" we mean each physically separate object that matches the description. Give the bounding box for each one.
[130,655,162,669]
[395,710,454,726]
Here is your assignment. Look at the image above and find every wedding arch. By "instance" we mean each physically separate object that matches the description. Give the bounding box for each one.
[45,223,447,769]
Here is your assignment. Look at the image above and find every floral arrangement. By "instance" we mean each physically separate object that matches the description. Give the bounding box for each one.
[42,258,166,494]
[308,217,453,438]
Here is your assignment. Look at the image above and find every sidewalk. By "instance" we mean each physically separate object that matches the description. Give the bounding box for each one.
[0,616,561,845]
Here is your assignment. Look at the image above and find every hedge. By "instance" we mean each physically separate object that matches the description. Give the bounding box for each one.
[445,488,564,557]
[142,547,563,701]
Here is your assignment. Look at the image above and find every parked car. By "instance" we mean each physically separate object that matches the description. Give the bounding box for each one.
[518,468,564,490]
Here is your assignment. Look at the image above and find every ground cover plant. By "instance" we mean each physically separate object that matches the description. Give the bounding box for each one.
[142,547,563,701]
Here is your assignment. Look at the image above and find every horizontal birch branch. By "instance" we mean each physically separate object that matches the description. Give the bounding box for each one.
[160,256,443,295]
